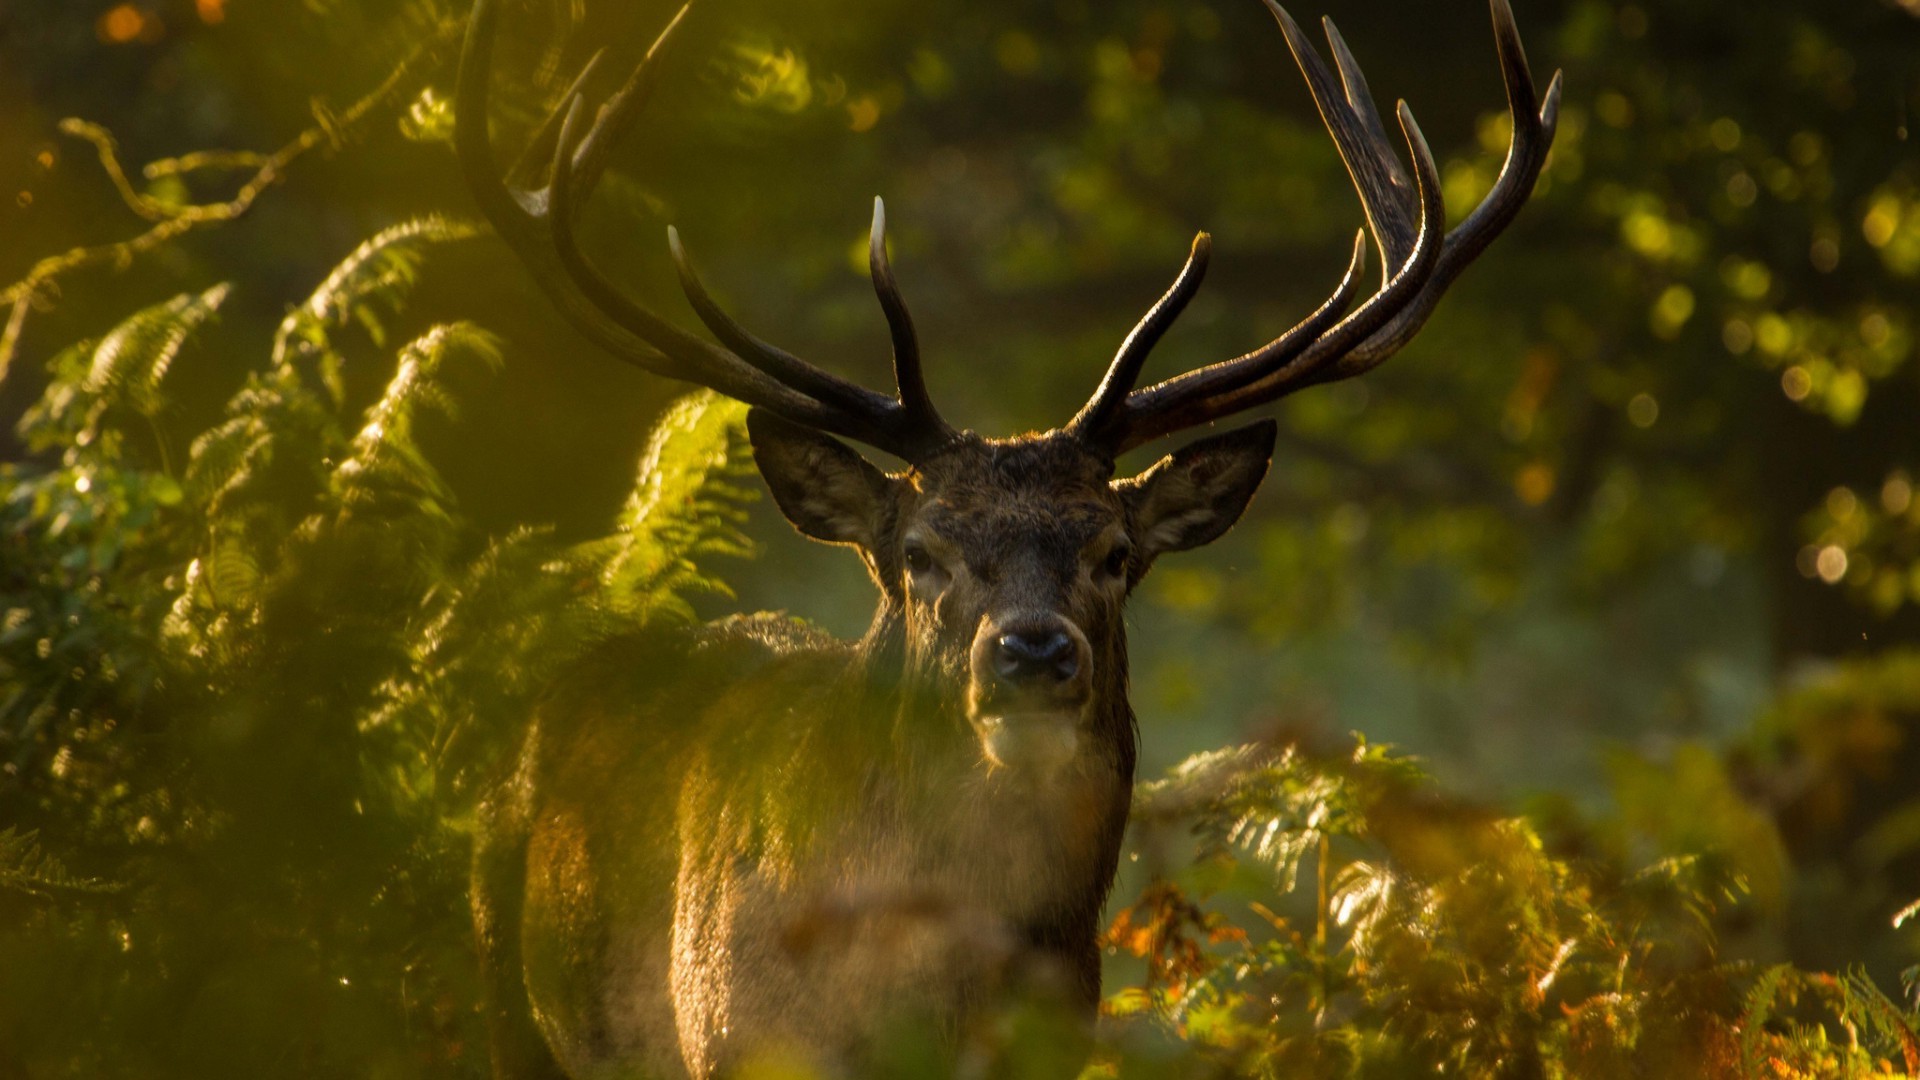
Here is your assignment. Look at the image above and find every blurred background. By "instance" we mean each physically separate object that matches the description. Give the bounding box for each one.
[6,0,1920,1074]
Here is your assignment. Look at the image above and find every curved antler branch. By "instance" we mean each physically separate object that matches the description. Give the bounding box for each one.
[456,0,961,461]
[869,198,956,446]
[1072,0,1559,456]
[1065,232,1211,446]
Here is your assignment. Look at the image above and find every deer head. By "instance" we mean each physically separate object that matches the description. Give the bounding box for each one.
[455,0,1560,777]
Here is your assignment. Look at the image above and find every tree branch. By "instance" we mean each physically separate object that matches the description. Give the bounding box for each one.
[0,22,459,388]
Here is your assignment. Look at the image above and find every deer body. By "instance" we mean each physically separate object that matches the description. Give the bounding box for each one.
[479,442,1180,1076]
[456,0,1557,1074]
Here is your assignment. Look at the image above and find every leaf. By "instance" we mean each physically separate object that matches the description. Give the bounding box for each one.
[272,215,479,377]
[86,284,230,419]
[331,321,502,505]
[1898,898,1920,930]
[602,391,760,620]
[0,828,120,901]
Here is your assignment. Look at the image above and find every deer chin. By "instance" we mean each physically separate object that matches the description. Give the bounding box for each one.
[970,710,1084,777]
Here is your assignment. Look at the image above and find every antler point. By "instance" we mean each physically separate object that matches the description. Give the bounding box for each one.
[1266,0,1306,43]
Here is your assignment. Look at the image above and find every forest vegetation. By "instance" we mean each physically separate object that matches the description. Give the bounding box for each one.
[3,0,1920,1075]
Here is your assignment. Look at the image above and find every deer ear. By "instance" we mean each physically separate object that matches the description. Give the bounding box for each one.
[747,408,893,547]
[1118,419,1276,559]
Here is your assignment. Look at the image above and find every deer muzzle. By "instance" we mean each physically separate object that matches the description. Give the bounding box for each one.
[966,615,1093,775]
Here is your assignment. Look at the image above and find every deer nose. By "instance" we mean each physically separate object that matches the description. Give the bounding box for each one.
[994,629,1078,684]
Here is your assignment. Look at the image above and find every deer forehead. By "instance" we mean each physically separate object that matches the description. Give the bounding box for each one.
[904,441,1123,553]
[913,500,1119,559]
[908,436,1117,506]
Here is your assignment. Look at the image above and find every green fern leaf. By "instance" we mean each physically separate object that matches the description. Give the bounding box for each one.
[603,391,759,619]
[332,321,501,504]
[87,284,230,418]
[273,215,479,379]
[0,828,120,901]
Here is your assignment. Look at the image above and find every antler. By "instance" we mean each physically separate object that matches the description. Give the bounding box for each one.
[456,0,959,461]
[1070,0,1562,455]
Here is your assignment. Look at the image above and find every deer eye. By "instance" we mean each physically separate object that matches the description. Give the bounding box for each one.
[1101,543,1132,580]
[903,541,934,576]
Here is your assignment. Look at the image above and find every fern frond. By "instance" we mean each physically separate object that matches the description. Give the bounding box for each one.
[87,284,230,418]
[332,322,500,505]
[603,391,759,621]
[182,415,271,506]
[0,827,120,901]
[371,392,759,806]
[273,216,478,372]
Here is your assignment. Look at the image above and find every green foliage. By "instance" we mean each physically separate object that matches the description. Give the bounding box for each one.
[0,828,119,903]
[1099,740,1920,1078]
[3,173,1916,1080]
[7,0,1920,1075]
[0,218,759,1076]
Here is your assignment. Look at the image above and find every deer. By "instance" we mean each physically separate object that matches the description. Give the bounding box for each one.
[455,0,1558,1075]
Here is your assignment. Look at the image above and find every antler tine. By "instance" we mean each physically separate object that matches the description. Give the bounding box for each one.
[565,2,694,208]
[458,0,956,460]
[1432,0,1560,284]
[508,47,607,189]
[1081,0,1554,455]
[544,91,901,439]
[664,223,898,418]
[1340,0,1560,365]
[1272,2,1418,276]
[1320,20,1414,273]
[870,198,958,447]
[1066,232,1212,446]
[1108,100,1442,451]
[1321,22,1406,193]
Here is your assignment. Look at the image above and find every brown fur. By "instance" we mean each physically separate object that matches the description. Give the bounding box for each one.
[473,419,1275,1078]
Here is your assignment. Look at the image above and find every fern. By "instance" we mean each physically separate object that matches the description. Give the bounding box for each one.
[372,391,759,803]
[16,286,227,461]
[0,828,119,901]
[182,220,476,519]
[272,215,477,391]
[599,391,760,622]
[331,321,501,508]
[87,285,230,418]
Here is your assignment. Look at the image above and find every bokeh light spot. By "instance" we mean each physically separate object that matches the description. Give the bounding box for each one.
[1780,365,1812,401]
[1826,486,1858,522]
[1595,91,1633,128]
[1649,285,1694,339]
[98,4,146,43]
[846,96,881,132]
[197,0,226,24]
[1864,196,1899,248]
[1810,236,1840,272]
[1515,463,1556,506]
[1815,545,1849,584]
[1627,393,1659,428]
[1726,171,1757,207]
[1722,319,1753,355]
[1756,314,1793,356]
[1882,472,1913,516]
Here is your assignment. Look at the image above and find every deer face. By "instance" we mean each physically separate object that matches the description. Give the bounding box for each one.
[749,411,1276,776]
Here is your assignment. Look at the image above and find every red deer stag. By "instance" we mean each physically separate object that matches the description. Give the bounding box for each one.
[459,0,1559,1075]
